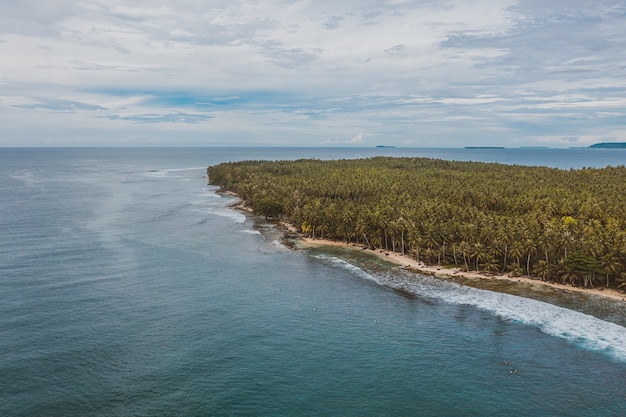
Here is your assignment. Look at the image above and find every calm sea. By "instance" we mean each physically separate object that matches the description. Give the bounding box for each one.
[1,147,625,417]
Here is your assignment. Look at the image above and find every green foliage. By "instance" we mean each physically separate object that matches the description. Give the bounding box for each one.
[253,197,282,219]
[562,216,578,228]
[207,157,626,291]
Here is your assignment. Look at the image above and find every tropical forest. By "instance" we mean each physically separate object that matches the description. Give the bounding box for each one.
[207,157,626,291]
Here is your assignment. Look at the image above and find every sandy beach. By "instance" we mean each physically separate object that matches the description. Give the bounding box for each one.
[296,236,626,303]
[234,207,626,303]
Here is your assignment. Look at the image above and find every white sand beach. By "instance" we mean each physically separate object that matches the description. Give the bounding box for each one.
[297,236,626,303]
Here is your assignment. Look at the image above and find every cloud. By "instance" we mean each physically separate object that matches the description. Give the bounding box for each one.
[0,0,77,36]
[14,98,106,112]
[384,44,405,54]
[103,112,212,124]
[322,16,345,30]
[0,0,625,147]
[349,132,364,144]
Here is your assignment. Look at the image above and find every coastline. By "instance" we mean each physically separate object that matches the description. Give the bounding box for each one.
[222,196,626,303]
[295,236,626,303]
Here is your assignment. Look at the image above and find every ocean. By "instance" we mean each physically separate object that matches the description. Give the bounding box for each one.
[1,147,625,416]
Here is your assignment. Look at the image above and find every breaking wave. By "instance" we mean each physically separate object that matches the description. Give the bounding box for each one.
[316,256,626,362]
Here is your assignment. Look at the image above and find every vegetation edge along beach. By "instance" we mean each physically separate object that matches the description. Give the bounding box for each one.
[207,157,626,302]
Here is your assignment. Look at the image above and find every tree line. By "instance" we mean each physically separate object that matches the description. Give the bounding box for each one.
[207,157,626,291]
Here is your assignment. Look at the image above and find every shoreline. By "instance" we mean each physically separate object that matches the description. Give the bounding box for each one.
[222,196,626,303]
[295,236,626,303]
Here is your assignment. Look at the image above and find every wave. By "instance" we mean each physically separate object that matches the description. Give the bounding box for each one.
[241,229,261,235]
[161,167,207,172]
[144,170,168,178]
[207,207,246,224]
[314,255,626,362]
[387,270,626,362]
[10,170,42,186]
[271,239,291,252]
[195,189,222,198]
[144,167,206,179]
[311,254,383,285]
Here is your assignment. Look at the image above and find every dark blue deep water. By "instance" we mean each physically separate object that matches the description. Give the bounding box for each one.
[1,147,625,416]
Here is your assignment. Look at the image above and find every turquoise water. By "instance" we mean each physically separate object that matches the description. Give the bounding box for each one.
[1,148,625,416]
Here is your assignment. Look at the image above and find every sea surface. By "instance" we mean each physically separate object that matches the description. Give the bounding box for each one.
[1,147,625,416]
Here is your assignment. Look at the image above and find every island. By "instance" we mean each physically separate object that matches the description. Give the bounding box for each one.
[464,146,505,149]
[588,142,626,149]
[207,157,626,299]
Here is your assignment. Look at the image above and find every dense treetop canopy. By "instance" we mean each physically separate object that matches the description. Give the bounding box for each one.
[208,157,626,291]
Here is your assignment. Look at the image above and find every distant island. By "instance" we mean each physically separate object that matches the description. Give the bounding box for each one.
[376,145,397,148]
[588,142,626,149]
[464,146,505,149]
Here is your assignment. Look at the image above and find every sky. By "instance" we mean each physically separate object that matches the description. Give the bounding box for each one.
[1,0,625,147]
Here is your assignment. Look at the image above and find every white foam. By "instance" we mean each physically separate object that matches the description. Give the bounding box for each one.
[208,207,246,224]
[144,167,206,179]
[10,171,41,185]
[307,256,626,361]
[162,167,207,172]
[241,230,262,235]
[144,170,167,178]
[271,239,292,252]
[387,271,626,362]
[312,254,383,285]
[195,189,221,198]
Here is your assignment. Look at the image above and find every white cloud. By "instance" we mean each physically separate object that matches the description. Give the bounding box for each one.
[0,0,625,147]
[349,132,365,144]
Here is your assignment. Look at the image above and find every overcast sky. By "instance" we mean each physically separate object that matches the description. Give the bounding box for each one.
[1,0,625,147]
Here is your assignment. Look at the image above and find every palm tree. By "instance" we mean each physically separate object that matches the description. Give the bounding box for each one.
[471,242,486,271]
[355,217,370,247]
[508,263,523,277]
[522,238,537,276]
[537,229,554,264]
[483,255,501,275]
[559,230,575,259]
[489,237,504,267]
[317,223,329,240]
[458,241,470,271]
[558,261,580,287]
[532,260,550,281]
[599,253,621,288]
[301,221,313,238]
[508,242,523,272]
[410,234,424,264]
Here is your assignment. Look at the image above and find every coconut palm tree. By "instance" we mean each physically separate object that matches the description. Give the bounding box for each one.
[532,260,550,281]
